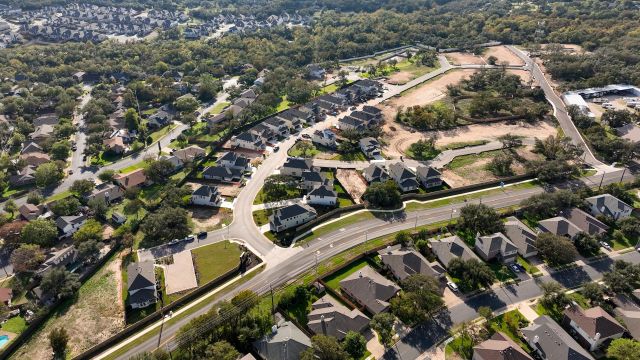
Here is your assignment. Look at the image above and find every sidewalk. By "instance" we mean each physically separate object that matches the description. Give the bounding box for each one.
[252,198,304,211]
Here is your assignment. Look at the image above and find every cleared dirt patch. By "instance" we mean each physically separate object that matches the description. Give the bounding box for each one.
[13,255,125,359]
[445,52,486,66]
[482,46,525,66]
[540,43,585,55]
[387,71,413,85]
[164,251,198,294]
[335,169,367,204]
[189,207,232,232]
[432,120,557,147]
[389,70,478,109]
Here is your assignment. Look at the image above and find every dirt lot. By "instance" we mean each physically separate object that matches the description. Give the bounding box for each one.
[389,69,478,109]
[387,71,413,85]
[445,52,486,66]
[336,169,367,204]
[507,69,535,85]
[433,120,557,147]
[13,256,125,359]
[540,43,585,55]
[482,46,525,66]
[189,207,232,232]
[586,95,635,120]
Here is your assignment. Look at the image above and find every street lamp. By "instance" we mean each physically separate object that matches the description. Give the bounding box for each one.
[449,209,456,225]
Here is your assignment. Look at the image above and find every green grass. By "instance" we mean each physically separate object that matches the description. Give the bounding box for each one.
[331,150,368,161]
[535,292,590,322]
[487,310,531,351]
[488,261,517,282]
[118,161,146,174]
[253,184,302,205]
[191,241,242,285]
[295,211,377,245]
[277,96,291,112]
[142,108,158,116]
[139,184,163,206]
[253,209,274,227]
[335,181,355,207]
[446,331,474,360]
[447,150,505,170]
[1,316,27,334]
[156,267,169,306]
[45,190,73,203]
[439,140,490,151]
[288,141,319,158]
[149,124,176,143]
[322,257,376,290]
[91,151,122,166]
[208,101,230,115]
[517,256,540,274]
[319,83,339,95]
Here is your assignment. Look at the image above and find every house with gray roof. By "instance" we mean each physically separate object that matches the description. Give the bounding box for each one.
[339,265,400,314]
[474,232,518,264]
[253,320,311,360]
[56,214,86,238]
[191,185,220,207]
[307,184,337,207]
[378,244,445,281]
[218,151,251,172]
[561,208,609,236]
[301,171,327,191]
[37,245,77,275]
[563,303,626,351]
[586,194,634,220]
[307,294,370,340]
[232,131,267,151]
[127,261,157,309]
[522,315,594,360]
[202,166,244,183]
[537,216,582,240]
[388,162,419,192]
[269,204,317,233]
[359,137,381,159]
[416,166,443,189]
[280,157,315,177]
[87,182,125,204]
[473,332,533,360]
[504,216,538,258]
[613,294,640,341]
[430,235,479,268]
[362,163,389,184]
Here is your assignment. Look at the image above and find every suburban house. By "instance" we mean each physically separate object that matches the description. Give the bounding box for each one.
[280,157,315,177]
[307,294,370,341]
[522,316,595,360]
[537,216,583,240]
[431,235,480,268]
[503,216,538,258]
[307,184,337,206]
[278,108,312,126]
[359,137,382,159]
[20,152,50,167]
[338,116,366,131]
[339,265,400,314]
[9,166,36,187]
[586,194,634,220]
[20,142,43,154]
[191,185,221,207]
[147,108,173,129]
[87,183,125,204]
[350,110,380,126]
[160,155,183,170]
[0,288,12,307]
[415,166,443,189]
[613,294,640,341]
[472,332,533,360]
[33,113,59,126]
[363,163,390,184]
[474,232,518,264]
[378,244,445,281]
[269,204,317,233]
[388,162,420,192]
[232,131,267,151]
[30,124,55,144]
[250,124,278,143]
[114,169,148,190]
[561,208,609,236]
[173,145,205,163]
[306,64,326,79]
[300,171,327,191]
[263,117,290,137]
[202,166,243,183]
[56,214,86,237]
[218,151,251,172]
[361,105,382,118]
[37,245,77,274]
[126,261,158,309]
[253,320,311,360]
[103,136,126,154]
[563,303,626,351]
[311,129,337,148]
[19,203,41,220]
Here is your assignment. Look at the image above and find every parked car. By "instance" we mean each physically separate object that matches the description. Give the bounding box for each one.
[273,145,280,152]
[600,241,612,251]
[197,231,207,239]
[71,145,77,151]
[509,263,520,273]
[515,263,526,272]
[301,134,311,139]
[169,239,180,245]
[447,281,459,292]
[184,235,195,242]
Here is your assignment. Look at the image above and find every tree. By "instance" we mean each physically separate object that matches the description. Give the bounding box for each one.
[98,169,116,182]
[362,180,402,209]
[174,94,199,113]
[50,141,71,161]
[573,232,600,257]
[77,239,101,261]
[301,335,349,360]
[70,179,95,197]
[486,153,513,176]
[124,108,141,131]
[497,133,523,149]
[407,138,439,160]
[49,196,80,216]
[395,231,411,246]
[582,282,605,306]
[370,313,395,347]
[124,199,144,219]
[342,331,367,359]
[3,199,17,217]
[88,197,108,218]
[618,217,640,239]
[391,274,443,325]
[141,206,191,245]
[458,203,504,236]
[520,190,582,221]
[527,159,579,183]
[607,338,640,360]
[540,281,568,309]
[49,327,69,359]
[601,110,636,128]
[448,258,496,290]
[204,341,240,360]
[535,233,579,266]
[35,162,63,188]
[478,306,493,321]
[487,55,498,65]
[603,260,640,294]
[21,218,58,246]
[27,191,43,205]
[10,244,44,272]
[73,219,103,244]
[533,135,582,161]
[40,268,80,299]
[144,158,175,183]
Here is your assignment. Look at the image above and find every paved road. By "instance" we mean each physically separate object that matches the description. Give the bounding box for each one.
[382,250,640,360]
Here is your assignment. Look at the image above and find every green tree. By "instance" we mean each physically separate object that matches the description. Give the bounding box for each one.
[21,218,58,246]
[395,231,411,246]
[73,219,103,244]
[407,138,440,160]
[370,313,396,347]
[535,233,578,266]
[448,258,496,291]
[49,327,69,359]
[88,197,108,218]
[98,169,116,183]
[342,331,367,359]
[26,191,43,205]
[618,217,640,239]
[3,199,17,217]
[603,260,640,294]
[478,306,493,321]
[70,179,95,197]
[486,153,513,176]
[50,141,71,161]
[144,158,175,183]
[362,180,402,209]
[391,274,443,325]
[204,341,241,360]
[497,133,523,149]
[174,94,199,113]
[10,244,44,272]
[520,190,582,221]
[41,268,80,300]
[49,196,80,216]
[301,335,349,360]
[582,282,605,306]
[540,281,568,310]
[607,338,640,360]
[141,206,191,245]
[458,203,504,236]
[573,232,600,257]
[124,108,141,131]
[35,162,63,188]
[77,239,101,260]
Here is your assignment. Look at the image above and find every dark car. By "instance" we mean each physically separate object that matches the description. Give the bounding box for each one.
[197,231,207,239]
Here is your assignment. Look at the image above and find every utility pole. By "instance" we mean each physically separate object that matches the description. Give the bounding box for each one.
[269,284,275,322]
[414,215,418,229]
[620,167,627,184]
[598,172,606,190]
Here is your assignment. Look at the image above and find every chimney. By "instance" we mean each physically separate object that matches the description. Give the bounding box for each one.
[358,271,362,278]
[533,335,539,343]
[320,315,327,335]
[125,177,129,187]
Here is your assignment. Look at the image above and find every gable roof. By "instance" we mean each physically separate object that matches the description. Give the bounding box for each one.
[362,105,382,115]
[586,194,633,217]
[307,294,370,340]
[339,265,400,314]
[282,157,313,170]
[564,304,626,339]
[127,261,156,291]
[538,216,582,238]
[202,165,243,179]
[561,208,609,235]
[504,216,538,255]
[613,294,640,340]
[475,232,518,258]
[522,316,594,360]
[173,145,205,162]
[363,163,389,181]
[415,166,441,180]
[308,184,337,198]
[55,214,86,229]
[301,171,326,183]
[273,203,317,221]
[378,244,444,280]
[388,162,416,181]
[192,184,219,198]
[473,332,533,360]
[20,142,43,154]
[253,321,311,360]
[430,235,479,267]
[114,168,147,188]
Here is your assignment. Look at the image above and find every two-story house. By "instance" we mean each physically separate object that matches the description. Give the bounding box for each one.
[307,184,337,207]
[388,162,419,192]
[126,261,158,309]
[191,185,221,207]
[362,163,390,184]
[269,204,317,233]
[415,166,443,189]
[474,232,518,264]
[563,303,626,351]
[280,157,315,177]
[359,137,381,159]
[586,194,634,220]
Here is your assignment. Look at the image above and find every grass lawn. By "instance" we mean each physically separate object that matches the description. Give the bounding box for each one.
[535,292,589,322]
[295,211,376,246]
[1,316,27,334]
[488,261,517,283]
[208,101,230,115]
[45,190,73,203]
[149,124,176,143]
[288,141,319,158]
[445,331,474,360]
[439,140,489,151]
[447,150,505,170]
[277,96,291,112]
[106,201,147,227]
[331,150,368,161]
[118,161,146,174]
[191,241,242,285]
[142,108,158,116]
[405,145,441,161]
[91,151,122,166]
[517,256,540,274]
[319,83,339,94]
[280,286,320,325]
[139,184,163,205]
[335,182,355,207]
[487,309,531,351]
[253,184,302,205]
[322,257,377,290]
[155,267,169,305]
[253,209,274,226]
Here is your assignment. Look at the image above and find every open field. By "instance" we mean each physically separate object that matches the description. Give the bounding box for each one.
[482,45,525,66]
[445,52,485,65]
[507,69,534,85]
[12,256,124,359]
[189,207,232,232]
[192,241,242,285]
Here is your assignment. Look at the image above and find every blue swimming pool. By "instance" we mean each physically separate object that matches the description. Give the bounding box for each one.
[0,335,9,348]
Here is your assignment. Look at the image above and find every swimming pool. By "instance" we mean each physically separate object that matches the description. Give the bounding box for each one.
[0,335,9,348]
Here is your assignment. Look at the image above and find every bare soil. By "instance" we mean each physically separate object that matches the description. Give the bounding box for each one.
[189,207,232,232]
[482,46,525,66]
[389,70,478,109]
[540,43,585,55]
[387,71,413,85]
[13,256,125,359]
[445,52,486,66]
[336,169,367,204]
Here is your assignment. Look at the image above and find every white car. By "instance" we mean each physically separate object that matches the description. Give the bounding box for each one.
[447,281,459,292]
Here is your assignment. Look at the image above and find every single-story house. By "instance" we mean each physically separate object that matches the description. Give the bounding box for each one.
[37,245,78,274]
[522,315,595,360]
[20,152,50,167]
[339,265,400,314]
[253,320,311,360]
[173,145,205,163]
[307,294,370,340]
[18,203,41,220]
[613,294,640,341]
[103,137,126,154]
[9,166,36,187]
[473,332,533,360]
[114,169,149,190]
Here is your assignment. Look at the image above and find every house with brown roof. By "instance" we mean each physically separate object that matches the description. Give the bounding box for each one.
[114,169,148,190]
[307,294,370,340]
[173,145,205,163]
[9,165,36,186]
[613,294,640,341]
[563,303,626,351]
[339,265,400,314]
[19,203,41,220]
[103,136,126,154]
[472,332,533,360]
[0,288,13,307]
[20,152,50,166]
